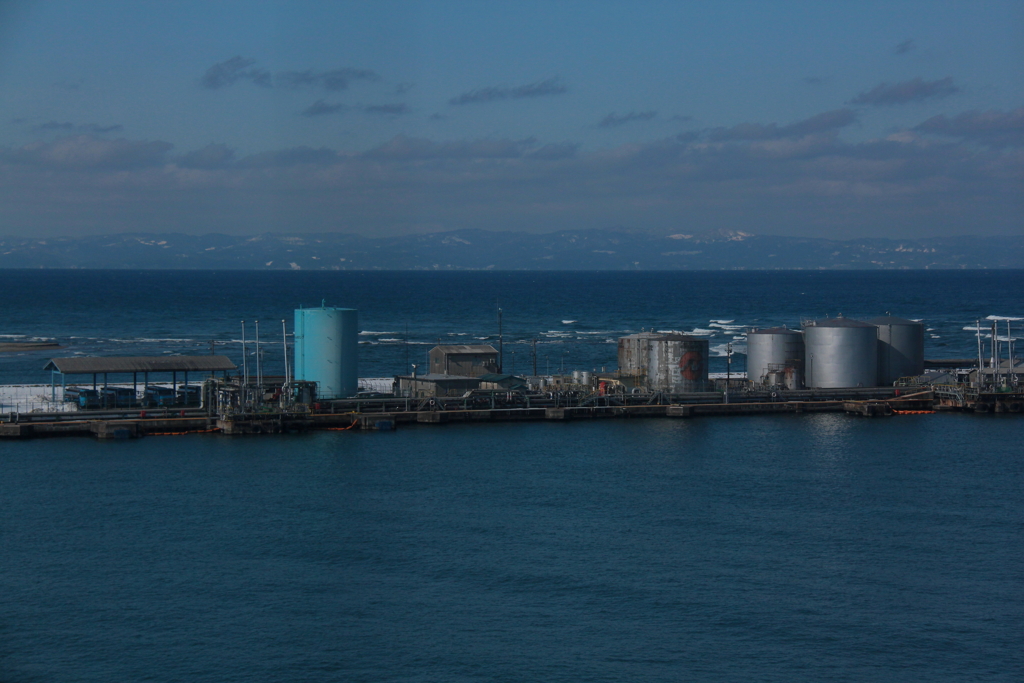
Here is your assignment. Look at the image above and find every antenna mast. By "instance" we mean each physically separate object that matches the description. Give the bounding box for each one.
[498,306,503,373]
[241,321,248,386]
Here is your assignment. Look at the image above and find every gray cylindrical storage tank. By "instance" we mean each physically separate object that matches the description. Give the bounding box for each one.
[649,335,709,393]
[869,316,925,385]
[617,332,661,379]
[675,336,709,393]
[617,333,708,392]
[746,327,804,388]
[803,317,878,388]
[294,306,358,399]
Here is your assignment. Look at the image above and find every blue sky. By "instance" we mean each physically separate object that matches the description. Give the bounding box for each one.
[0,0,1021,239]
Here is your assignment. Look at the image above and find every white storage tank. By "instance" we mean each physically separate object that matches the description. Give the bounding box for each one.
[803,317,878,388]
[869,316,925,385]
[746,327,804,389]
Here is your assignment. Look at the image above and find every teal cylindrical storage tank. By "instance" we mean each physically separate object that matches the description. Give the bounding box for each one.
[294,306,358,399]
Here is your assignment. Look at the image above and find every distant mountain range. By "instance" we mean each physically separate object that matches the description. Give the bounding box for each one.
[1,230,1022,270]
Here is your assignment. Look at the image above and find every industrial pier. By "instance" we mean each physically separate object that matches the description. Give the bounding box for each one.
[2,308,1021,440]
[0,387,939,440]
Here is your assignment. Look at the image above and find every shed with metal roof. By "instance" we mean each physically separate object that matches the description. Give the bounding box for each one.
[44,355,237,401]
[428,345,499,377]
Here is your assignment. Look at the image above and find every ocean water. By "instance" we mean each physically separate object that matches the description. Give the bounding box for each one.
[2,417,1022,682]
[1,269,1022,383]
[1,270,1023,681]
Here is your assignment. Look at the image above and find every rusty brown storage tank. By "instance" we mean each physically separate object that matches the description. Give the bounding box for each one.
[617,333,709,392]
[746,327,804,389]
[803,317,879,388]
[869,315,925,385]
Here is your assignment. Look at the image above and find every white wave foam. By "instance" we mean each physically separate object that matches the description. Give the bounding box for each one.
[562,320,577,324]
[986,315,1023,321]
[711,343,746,357]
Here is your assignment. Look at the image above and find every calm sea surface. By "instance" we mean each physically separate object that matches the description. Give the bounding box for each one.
[1,270,1022,681]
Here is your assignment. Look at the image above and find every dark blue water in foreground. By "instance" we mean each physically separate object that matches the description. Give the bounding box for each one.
[2,270,1023,681]
[2,417,1022,682]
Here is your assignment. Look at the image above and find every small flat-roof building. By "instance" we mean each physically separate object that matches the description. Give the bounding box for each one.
[477,373,528,391]
[428,345,499,377]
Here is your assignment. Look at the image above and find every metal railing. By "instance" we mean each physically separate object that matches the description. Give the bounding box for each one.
[0,386,79,414]
[932,384,968,407]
